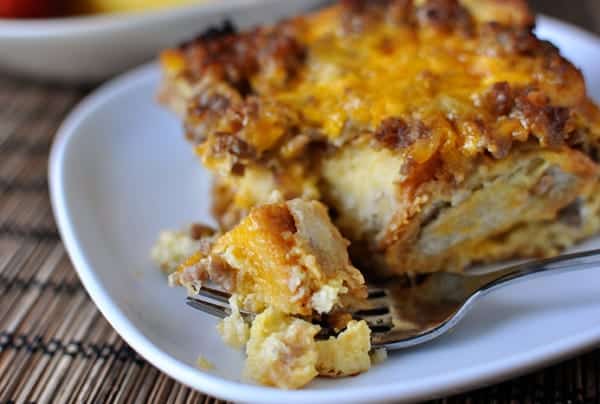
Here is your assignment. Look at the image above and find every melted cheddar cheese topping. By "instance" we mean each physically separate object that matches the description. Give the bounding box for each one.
[161,0,596,171]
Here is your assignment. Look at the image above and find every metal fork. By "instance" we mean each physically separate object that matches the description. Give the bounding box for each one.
[186,248,600,350]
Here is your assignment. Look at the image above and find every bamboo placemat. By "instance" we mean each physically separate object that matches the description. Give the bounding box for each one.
[1,3,600,403]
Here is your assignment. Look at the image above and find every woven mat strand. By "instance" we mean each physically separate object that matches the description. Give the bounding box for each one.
[0,75,599,404]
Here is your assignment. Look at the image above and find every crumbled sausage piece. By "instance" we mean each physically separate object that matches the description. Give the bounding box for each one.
[207,255,237,291]
[190,223,216,240]
[416,0,474,34]
[513,90,570,147]
[182,25,306,92]
[212,132,256,159]
[485,82,513,116]
[374,117,430,149]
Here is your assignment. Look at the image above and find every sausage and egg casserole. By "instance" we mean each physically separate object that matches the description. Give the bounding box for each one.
[153,0,600,388]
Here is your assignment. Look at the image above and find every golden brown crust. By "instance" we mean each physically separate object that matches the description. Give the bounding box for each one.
[460,0,533,27]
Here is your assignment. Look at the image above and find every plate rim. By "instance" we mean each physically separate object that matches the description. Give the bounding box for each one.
[48,15,600,404]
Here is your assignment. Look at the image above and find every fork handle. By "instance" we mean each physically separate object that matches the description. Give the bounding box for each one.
[477,248,600,295]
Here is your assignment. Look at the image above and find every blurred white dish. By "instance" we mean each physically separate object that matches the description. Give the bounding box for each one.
[0,0,326,83]
[49,15,600,404]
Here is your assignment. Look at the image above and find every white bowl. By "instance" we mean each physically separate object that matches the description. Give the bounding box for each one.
[0,0,327,83]
[49,15,600,404]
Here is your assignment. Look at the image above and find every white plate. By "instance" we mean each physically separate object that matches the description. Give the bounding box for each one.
[49,16,600,404]
[0,0,325,83]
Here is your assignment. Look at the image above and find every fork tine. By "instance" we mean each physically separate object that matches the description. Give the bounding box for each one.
[187,294,256,321]
[353,306,390,316]
[354,304,393,325]
[189,293,232,311]
[355,287,395,328]
[367,288,386,298]
[357,314,393,327]
[358,297,389,310]
[197,285,231,303]
[186,296,230,319]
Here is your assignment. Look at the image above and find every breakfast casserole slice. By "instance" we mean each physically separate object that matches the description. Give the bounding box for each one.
[159,0,600,277]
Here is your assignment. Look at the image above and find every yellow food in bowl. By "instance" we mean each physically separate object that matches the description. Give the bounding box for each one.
[71,0,205,15]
